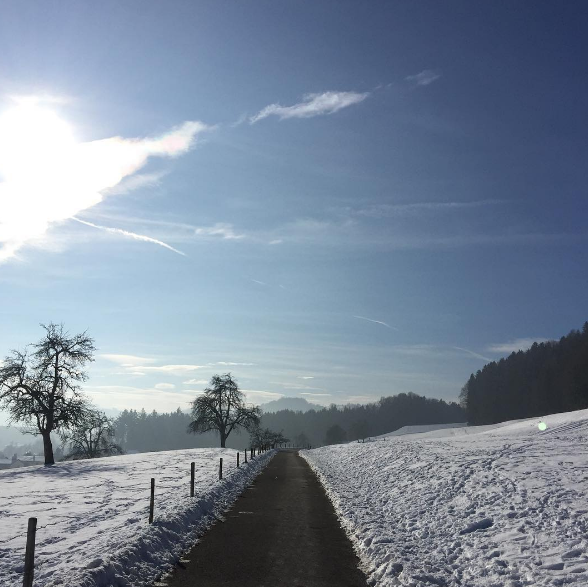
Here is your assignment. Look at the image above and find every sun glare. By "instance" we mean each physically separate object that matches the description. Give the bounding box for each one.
[0,99,204,261]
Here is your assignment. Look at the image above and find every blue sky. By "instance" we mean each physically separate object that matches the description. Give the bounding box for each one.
[1,1,587,421]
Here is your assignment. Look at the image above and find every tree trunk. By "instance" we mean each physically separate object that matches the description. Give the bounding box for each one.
[220,429,226,448]
[42,432,55,465]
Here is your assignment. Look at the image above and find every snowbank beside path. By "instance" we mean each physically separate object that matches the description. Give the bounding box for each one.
[0,448,275,587]
[302,410,588,587]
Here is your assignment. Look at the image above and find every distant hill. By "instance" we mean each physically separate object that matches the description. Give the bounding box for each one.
[260,397,322,413]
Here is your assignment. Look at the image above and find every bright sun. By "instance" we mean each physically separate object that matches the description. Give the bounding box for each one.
[0,98,203,261]
[0,101,76,182]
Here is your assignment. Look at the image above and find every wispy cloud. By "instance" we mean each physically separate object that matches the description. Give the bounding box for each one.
[100,354,156,366]
[0,99,210,262]
[216,361,256,366]
[392,344,490,362]
[298,376,315,380]
[72,218,186,256]
[355,200,504,218]
[183,379,208,386]
[101,354,205,376]
[154,383,175,390]
[451,346,492,362]
[250,91,370,124]
[103,171,168,196]
[300,392,331,396]
[406,69,442,87]
[487,338,550,354]
[353,315,399,331]
[194,223,245,240]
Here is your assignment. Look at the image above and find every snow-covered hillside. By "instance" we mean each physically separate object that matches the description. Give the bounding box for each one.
[0,448,273,587]
[302,410,588,587]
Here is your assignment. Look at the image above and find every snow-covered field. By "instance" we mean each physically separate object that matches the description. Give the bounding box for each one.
[0,448,274,587]
[302,410,588,587]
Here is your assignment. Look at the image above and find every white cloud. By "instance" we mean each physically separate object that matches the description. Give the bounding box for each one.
[298,376,315,380]
[183,379,208,386]
[216,361,255,366]
[101,354,205,376]
[300,392,331,396]
[353,315,399,331]
[406,69,442,86]
[140,364,206,374]
[194,223,245,240]
[72,218,186,256]
[0,99,210,261]
[154,383,175,390]
[487,338,550,354]
[250,91,370,124]
[101,354,156,366]
[103,171,168,196]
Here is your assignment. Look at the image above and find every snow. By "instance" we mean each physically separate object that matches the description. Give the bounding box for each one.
[301,409,588,587]
[0,448,274,587]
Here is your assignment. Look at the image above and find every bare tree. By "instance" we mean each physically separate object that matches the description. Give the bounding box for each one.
[0,323,95,465]
[65,410,123,459]
[188,373,260,447]
[250,426,289,449]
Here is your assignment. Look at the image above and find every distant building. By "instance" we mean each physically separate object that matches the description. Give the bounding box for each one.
[8,453,43,468]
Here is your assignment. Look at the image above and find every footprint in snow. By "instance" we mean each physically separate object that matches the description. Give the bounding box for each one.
[459,517,493,535]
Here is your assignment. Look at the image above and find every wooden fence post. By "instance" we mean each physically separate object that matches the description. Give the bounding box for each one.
[244,448,248,463]
[149,478,155,524]
[219,458,223,480]
[190,462,195,497]
[22,517,37,587]
[237,452,240,468]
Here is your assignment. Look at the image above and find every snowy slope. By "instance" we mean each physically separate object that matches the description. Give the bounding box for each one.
[0,448,274,587]
[302,410,588,587]
[374,422,467,439]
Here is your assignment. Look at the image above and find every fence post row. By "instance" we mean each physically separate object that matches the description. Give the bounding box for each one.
[23,517,37,587]
[149,478,155,524]
[219,457,223,480]
[190,462,195,497]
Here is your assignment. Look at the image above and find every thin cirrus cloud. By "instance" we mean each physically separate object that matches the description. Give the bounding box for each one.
[0,99,210,262]
[406,69,442,86]
[72,218,186,256]
[355,200,504,218]
[353,315,399,331]
[487,338,550,354]
[194,223,245,240]
[100,354,205,376]
[249,91,370,123]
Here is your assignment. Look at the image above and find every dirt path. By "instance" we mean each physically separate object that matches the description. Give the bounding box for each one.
[162,450,367,587]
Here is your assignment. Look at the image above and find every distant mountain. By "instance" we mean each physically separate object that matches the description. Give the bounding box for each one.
[260,397,322,413]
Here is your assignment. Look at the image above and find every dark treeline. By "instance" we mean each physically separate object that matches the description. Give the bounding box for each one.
[261,393,464,448]
[114,408,248,452]
[111,393,464,453]
[460,322,588,425]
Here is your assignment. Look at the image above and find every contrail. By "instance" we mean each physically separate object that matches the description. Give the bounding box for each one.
[72,218,186,256]
[452,346,491,362]
[353,315,399,331]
